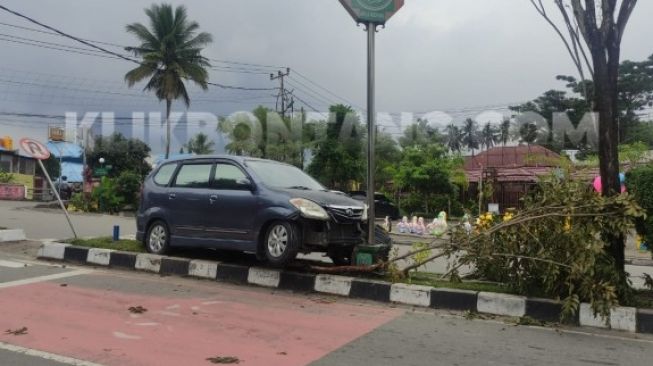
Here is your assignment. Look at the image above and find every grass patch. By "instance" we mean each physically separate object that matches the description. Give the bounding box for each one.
[397,271,516,294]
[66,237,145,253]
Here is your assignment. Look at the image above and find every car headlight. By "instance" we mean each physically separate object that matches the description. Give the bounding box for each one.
[362,204,369,221]
[290,198,329,220]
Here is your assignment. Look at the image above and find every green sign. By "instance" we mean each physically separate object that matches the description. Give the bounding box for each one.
[93,168,109,177]
[340,0,404,25]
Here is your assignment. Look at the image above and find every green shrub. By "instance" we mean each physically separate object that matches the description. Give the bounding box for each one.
[0,170,14,183]
[115,171,142,208]
[626,165,653,256]
[69,192,98,212]
[92,177,124,214]
[451,173,645,321]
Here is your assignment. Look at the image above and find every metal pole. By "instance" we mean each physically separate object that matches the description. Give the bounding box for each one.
[367,22,376,245]
[37,159,78,239]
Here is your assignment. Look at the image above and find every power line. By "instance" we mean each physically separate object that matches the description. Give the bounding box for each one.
[0,5,279,92]
[292,69,364,110]
[0,4,141,64]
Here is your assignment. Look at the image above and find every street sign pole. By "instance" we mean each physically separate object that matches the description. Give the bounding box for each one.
[20,137,78,239]
[366,22,376,245]
[339,1,404,245]
[37,159,78,239]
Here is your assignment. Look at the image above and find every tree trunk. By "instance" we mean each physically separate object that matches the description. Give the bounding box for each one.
[593,40,625,274]
[165,98,172,160]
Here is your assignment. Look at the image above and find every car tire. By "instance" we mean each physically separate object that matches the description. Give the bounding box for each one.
[329,247,354,266]
[263,221,300,267]
[145,220,170,255]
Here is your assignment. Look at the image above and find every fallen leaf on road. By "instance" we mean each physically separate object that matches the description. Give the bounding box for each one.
[206,356,240,364]
[5,327,28,336]
[60,283,68,287]
[277,352,287,356]
[128,306,148,314]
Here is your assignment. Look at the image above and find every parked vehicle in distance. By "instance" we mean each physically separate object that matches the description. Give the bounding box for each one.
[349,191,400,220]
[137,156,378,266]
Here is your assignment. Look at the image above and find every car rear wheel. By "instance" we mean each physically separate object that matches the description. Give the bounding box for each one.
[145,220,170,255]
[264,221,299,267]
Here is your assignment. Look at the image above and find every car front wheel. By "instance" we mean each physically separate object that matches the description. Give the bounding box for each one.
[145,220,170,255]
[264,221,299,267]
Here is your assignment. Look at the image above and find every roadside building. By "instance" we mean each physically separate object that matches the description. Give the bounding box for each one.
[0,136,38,200]
[463,145,561,213]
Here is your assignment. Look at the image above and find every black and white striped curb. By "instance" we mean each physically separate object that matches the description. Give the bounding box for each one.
[37,242,653,335]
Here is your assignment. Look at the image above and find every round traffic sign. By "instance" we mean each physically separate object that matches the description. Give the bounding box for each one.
[19,138,51,160]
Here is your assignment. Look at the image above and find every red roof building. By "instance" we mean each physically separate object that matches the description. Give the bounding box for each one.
[462,145,562,212]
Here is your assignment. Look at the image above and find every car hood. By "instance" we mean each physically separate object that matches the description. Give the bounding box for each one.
[283,189,365,208]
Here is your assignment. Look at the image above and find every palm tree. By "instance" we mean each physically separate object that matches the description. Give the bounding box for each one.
[461,118,480,156]
[185,132,215,155]
[124,4,213,159]
[481,122,499,151]
[445,124,463,153]
[499,118,511,147]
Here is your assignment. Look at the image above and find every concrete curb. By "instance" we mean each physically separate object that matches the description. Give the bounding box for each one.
[0,229,27,242]
[36,242,653,335]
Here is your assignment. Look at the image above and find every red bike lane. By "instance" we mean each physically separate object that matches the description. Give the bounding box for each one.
[0,271,402,366]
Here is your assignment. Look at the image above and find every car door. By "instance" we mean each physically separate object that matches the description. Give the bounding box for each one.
[204,161,258,246]
[168,161,214,239]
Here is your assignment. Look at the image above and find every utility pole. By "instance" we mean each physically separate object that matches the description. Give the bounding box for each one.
[271,68,293,119]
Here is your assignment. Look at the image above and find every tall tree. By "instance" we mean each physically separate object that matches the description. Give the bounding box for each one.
[185,132,215,155]
[308,104,365,189]
[399,118,442,149]
[87,133,151,179]
[445,124,463,153]
[124,3,213,159]
[530,0,638,283]
[481,122,499,150]
[499,118,512,147]
[461,118,480,156]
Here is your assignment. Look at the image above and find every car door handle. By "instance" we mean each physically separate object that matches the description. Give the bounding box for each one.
[209,194,218,204]
[168,193,176,200]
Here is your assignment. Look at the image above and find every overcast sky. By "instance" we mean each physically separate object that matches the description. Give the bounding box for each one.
[1,0,652,151]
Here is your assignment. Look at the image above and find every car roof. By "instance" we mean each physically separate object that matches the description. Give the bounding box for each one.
[159,155,293,167]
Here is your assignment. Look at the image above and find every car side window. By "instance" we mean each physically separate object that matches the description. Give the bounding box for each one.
[173,164,213,188]
[213,163,249,190]
[153,163,177,186]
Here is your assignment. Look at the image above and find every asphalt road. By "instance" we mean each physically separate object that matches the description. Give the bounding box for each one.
[0,201,136,240]
[0,247,652,366]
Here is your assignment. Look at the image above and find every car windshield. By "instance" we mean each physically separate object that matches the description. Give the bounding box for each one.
[246,160,325,191]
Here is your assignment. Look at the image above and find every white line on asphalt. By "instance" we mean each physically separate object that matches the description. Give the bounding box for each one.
[0,269,91,289]
[0,260,27,268]
[0,341,103,366]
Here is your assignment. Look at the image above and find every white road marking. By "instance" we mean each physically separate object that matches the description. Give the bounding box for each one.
[0,269,91,289]
[0,260,26,268]
[112,331,141,340]
[202,301,222,305]
[0,341,103,366]
[134,322,159,327]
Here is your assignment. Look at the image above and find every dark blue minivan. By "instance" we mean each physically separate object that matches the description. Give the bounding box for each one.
[137,156,370,266]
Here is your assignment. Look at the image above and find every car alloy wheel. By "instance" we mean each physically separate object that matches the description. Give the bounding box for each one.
[146,222,169,254]
[267,224,288,258]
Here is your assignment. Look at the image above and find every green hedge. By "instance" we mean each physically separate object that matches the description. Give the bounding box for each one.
[626,165,653,252]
